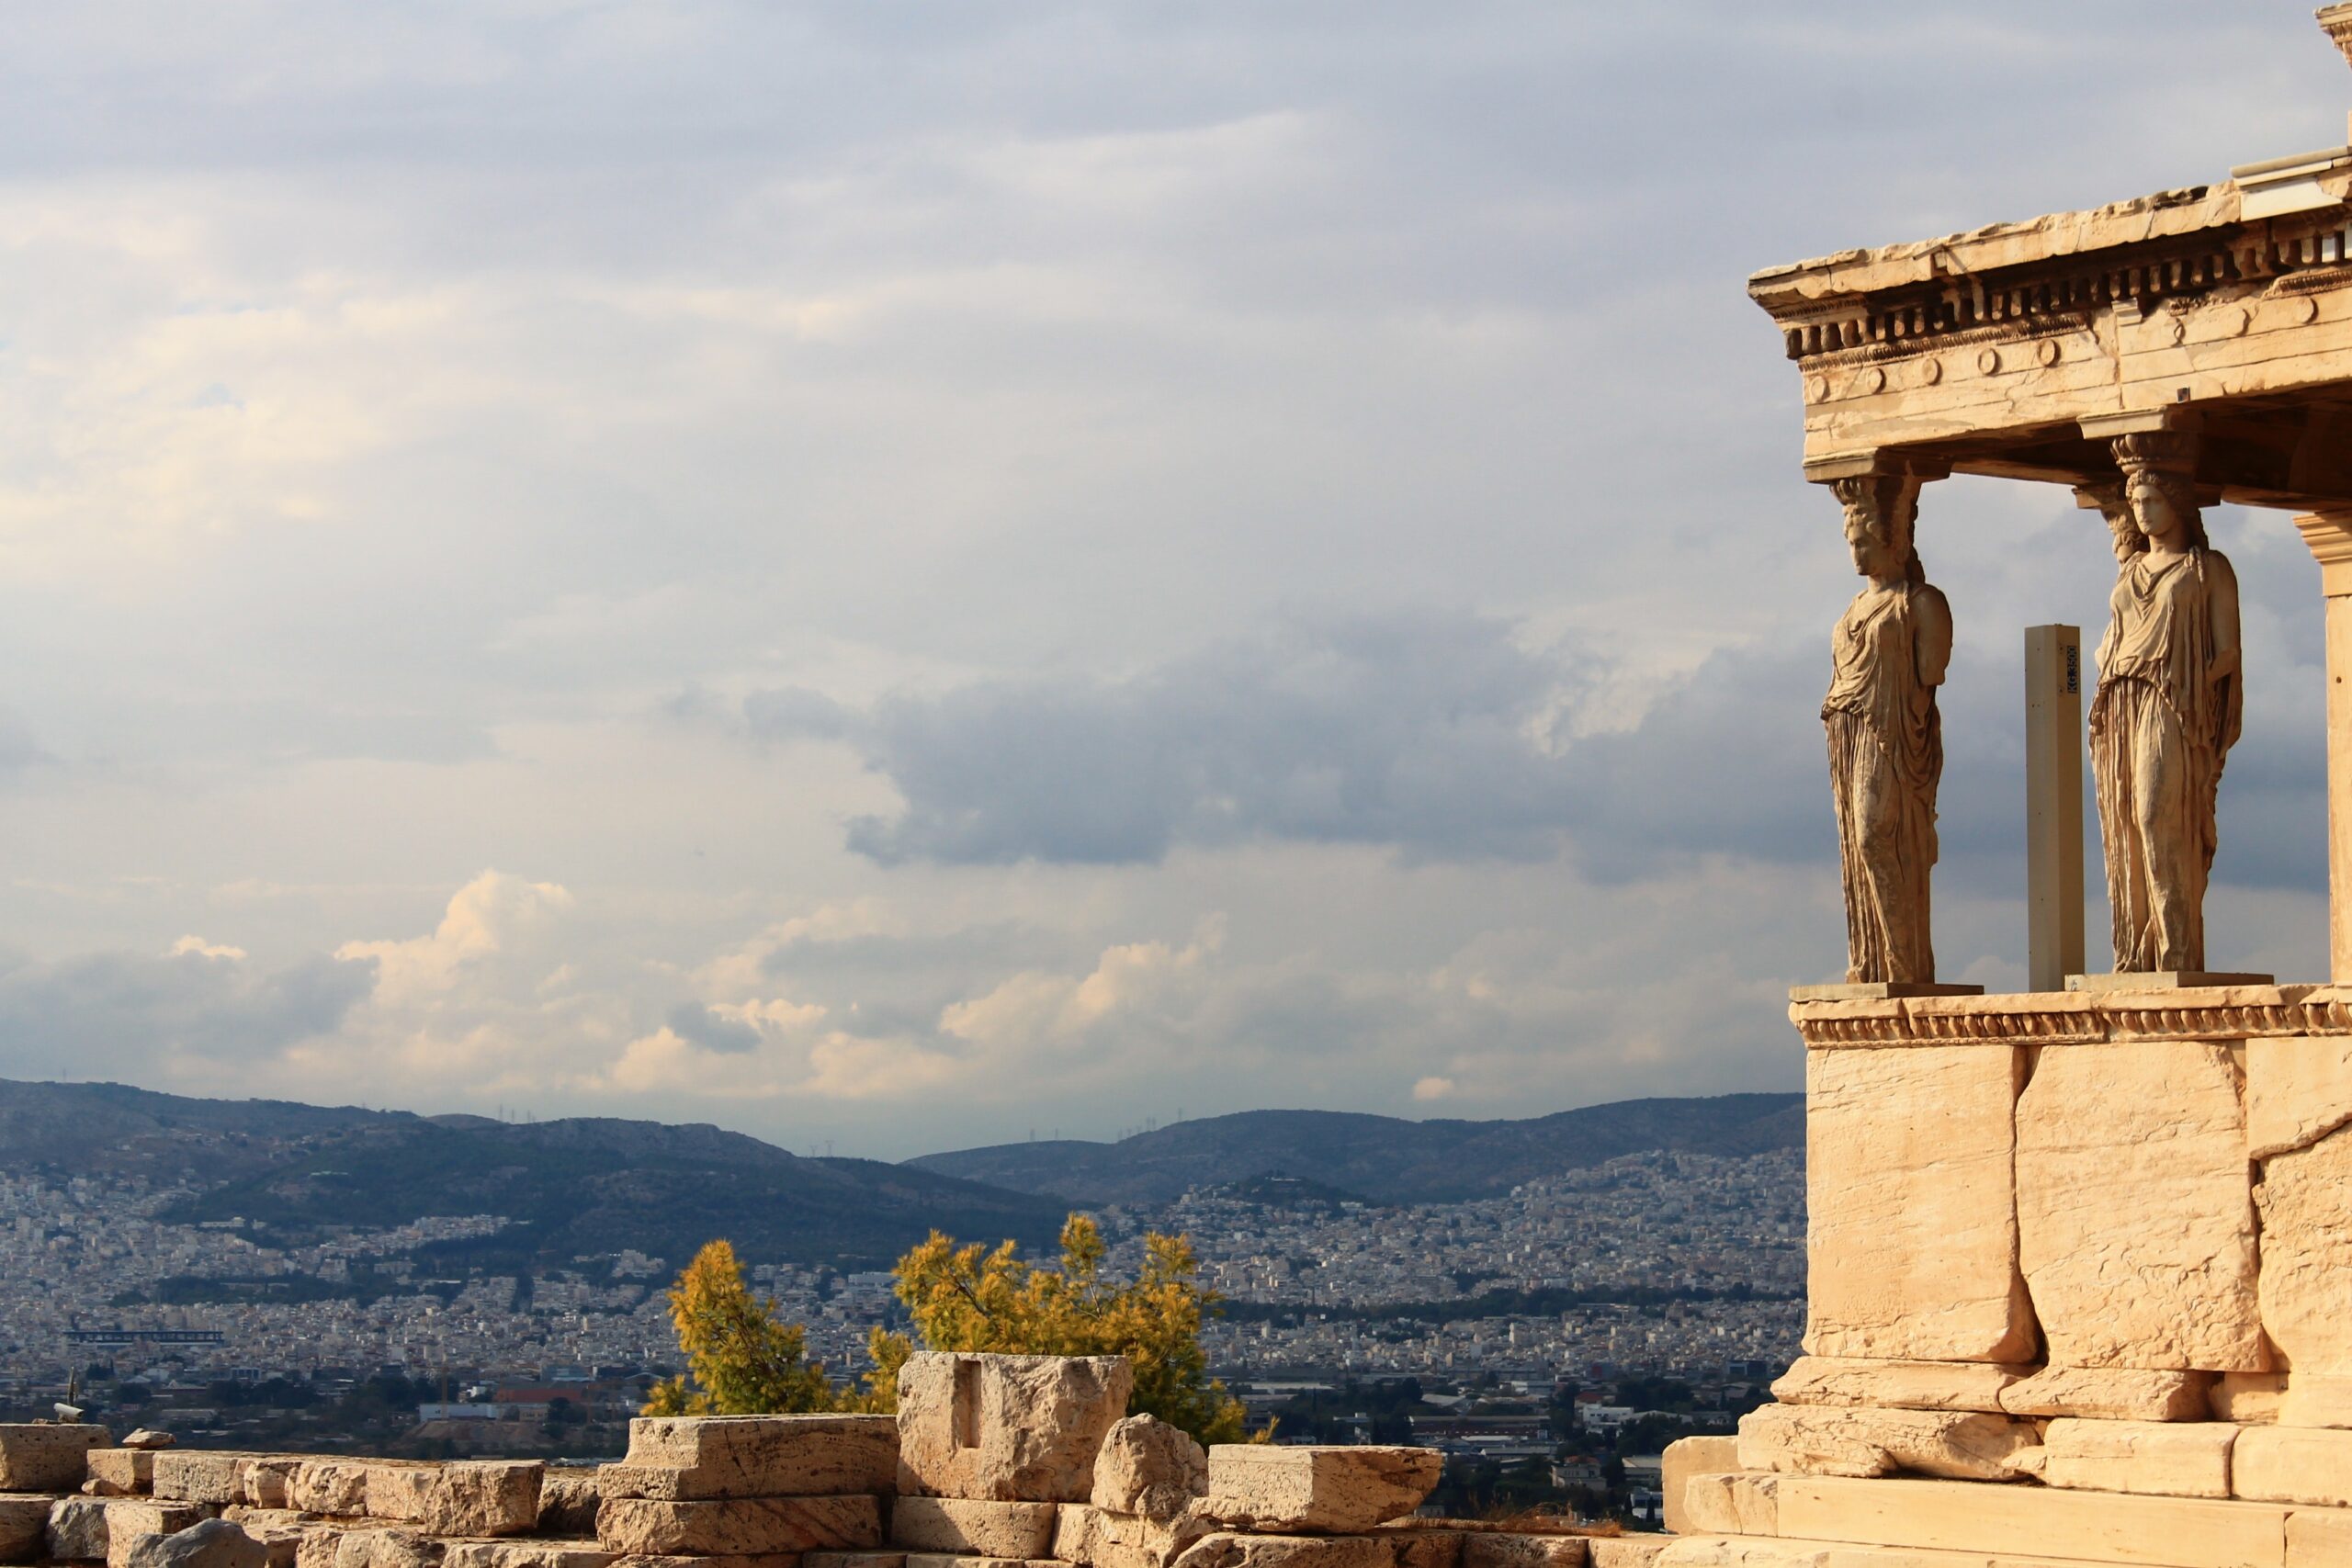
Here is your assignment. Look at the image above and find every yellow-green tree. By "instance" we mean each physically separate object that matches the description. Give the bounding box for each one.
[642,1239,841,1416]
[870,1213,1250,1445]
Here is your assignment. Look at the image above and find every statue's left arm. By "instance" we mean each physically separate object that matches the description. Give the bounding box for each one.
[2207,550,2243,754]
[1911,583,1954,692]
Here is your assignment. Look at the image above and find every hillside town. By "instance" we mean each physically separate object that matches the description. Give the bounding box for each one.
[0,1149,1801,1462]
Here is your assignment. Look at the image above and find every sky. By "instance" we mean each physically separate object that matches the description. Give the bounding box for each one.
[0,2,2344,1160]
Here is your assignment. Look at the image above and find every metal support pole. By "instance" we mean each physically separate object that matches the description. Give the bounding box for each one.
[2025,625,2086,990]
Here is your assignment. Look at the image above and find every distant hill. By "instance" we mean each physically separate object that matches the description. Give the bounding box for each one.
[0,1079,1067,1272]
[904,1094,1804,1207]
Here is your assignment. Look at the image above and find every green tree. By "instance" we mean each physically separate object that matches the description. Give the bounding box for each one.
[643,1240,841,1416]
[870,1213,1250,1445]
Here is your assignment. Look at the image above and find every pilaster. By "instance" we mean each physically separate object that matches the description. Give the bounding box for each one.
[2297,511,2352,983]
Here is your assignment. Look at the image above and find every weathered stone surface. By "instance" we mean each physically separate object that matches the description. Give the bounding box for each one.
[126,1520,268,1568]
[0,1424,113,1492]
[1051,1503,1210,1568]
[889,1498,1057,1559]
[1768,1357,2026,1413]
[1735,1404,2035,1481]
[595,1495,882,1557]
[804,1555,907,1568]
[1658,1439,1737,1538]
[2015,1041,2266,1371]
[605,1557,804,1568]
[51,1496,114,1561]
[1999,1365,2214,1421]
[215,1510,315,1568]
[1770,1474,2290,1566]
[2256,1122,2352,1391]
[157,1455,262,1507]
[0,1494,51,1566]
[240,1464,301,1514]
[440,1544,615,1568]
[105,1504,217,1567]
[610,1416,897,1502]
[1376,1529,1458,1568]
[2290,1506,2352,1566]
[288,1464,372,1517]
[424,1463,540,1539]
[537,1475,602,1539]
[2210,1372,2286,1425]
[329,1528,442,1568]
[365,1467,439,1524]
[2041,1418,2235,1497]
[288,1527,348,1568]
[124,1433,177,1452]
[1171,1533,1396,1568]
[902,1555,1051,1568]
[898,1353,1132,1504]
[2246,1035,2352,1159]
[1679,1474,1778,1537]
[1579,1545,1662,1568]
[1457,1537,1588,1568]
[2279,1371,2352,1429]
[1203,1448,1439,1534]
[90,1450,160,1496]
[1091,1418,1207,1523]
[2233,1425,2352,1506]
[1803,1046,2033,1363]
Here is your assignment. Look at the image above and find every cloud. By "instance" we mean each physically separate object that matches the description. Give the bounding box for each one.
[334,871,575,1003]
[169,935,247,960]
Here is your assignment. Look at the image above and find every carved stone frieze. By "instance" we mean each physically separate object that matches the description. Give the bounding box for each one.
[1791,985,2352,1048]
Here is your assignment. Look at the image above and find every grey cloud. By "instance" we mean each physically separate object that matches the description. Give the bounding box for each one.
[663,1001,761,1055]
[0,948,372,1079]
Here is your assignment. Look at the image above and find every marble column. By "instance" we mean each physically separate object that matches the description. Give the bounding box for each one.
[2296,510,2352,983]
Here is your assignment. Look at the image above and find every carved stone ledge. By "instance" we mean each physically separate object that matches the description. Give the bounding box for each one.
[1791,984,2352,1047]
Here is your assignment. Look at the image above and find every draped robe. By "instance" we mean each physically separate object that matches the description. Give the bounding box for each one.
[1823,581,1946,985]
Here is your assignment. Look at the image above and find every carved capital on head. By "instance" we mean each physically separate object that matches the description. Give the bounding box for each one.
[2321,4,2352,73]
[2110,430,2199,481]
[1832,472,1924,573]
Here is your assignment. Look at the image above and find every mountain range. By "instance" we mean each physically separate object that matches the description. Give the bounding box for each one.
[0,1078,1802,1273]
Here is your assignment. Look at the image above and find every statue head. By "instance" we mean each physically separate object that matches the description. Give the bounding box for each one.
[2111,432,2209,552]
[1833,474,1924,584]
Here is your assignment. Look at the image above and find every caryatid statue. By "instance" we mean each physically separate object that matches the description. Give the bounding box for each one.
[1822,474,1953,985]
[2089,432,2243,973]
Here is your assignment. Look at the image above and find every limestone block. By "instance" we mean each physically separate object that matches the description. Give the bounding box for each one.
[901,1556,1056,1568]
[594,1495,882,1556]
[364,1467,438,1524]
[2289,1506,2352,1565]
[424,1462,540,1538]
[0,1495,52,1566]
[157,1455,265,1507]
[1170,1533,1396,1568]
[126,1521,267,1568]
[890,1497,1057,1558]
[2232,1425,2352,1506]
[2041,1418,2234,1498]
[52,1496,114,1561]
[605,1557,805,1568]
[1803,1046,2034,1363]
[2257,1122,2352,1387]
[1380,1529,1459,1568]
[611,1416,898,1500]
[1457,1537,1588,1568]
[0,1425,113,1492]
[1999,1366,2213,1421]
[1735,1404,2035,1481]
[1580,1546,1663,1568]
[288,1528,347,1568]
[1092,1417,1207,1522]
[1678,1475,1777,1537]
[1203,1448,1440,1533]
[1658,1438,1738,1537]
[125,1433,177,1452]
[288,1464,373,1517]
[215,1511,316,1568]
[1051,1502,1211,1568]
[2015,1041,2266,1371]
[441,1546,615,1568]
[537,1475,602,1538]
[2245,1035,2352,1159]
[240,1464,301,1515]
[327,1529,440,1568]
[2211,1372,2287,1426]
[2279,1372,2352,1428]
[805,1555,908,1568]
[897,1353,1133,1503]
[1768,1358,2025,1413]
[90,1450,159,1497]
[1771,1474,2290,1567]
[106,1505,218,1566]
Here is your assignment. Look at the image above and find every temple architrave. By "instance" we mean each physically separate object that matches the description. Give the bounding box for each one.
[1646,8,2352,1567]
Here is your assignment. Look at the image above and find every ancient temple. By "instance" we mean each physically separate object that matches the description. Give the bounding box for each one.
[1653,7,2352,1567]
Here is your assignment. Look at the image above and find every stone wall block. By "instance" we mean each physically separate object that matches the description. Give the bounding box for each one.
[0,1425,113,1493]
[888,1496,1057,1558]
[288,1464,372,1517]
[1091,1416,1207,1522]
[1735,1403,2037,1481]
[125,1520,267,1568]
[2016,1041,2267,1371]
[1201,1448,1440,1535]
[611,1416,898,1500]
[1803,1046,2036,1363]
[1768,1357,2027,1413]
[2041,1418,2235,1497]
[89,1450,158,1497]
[594,1495,883,1556]
[423,1461,540,1538]
[897,1353,1132,1503]
[1170,1533,1398,1568]
[2000,1367,2216,1422]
